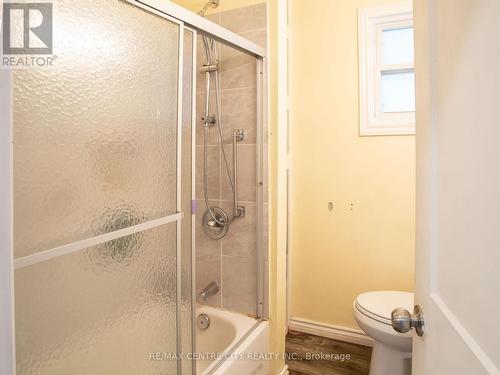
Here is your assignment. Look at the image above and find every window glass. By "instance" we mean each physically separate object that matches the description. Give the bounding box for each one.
[380,71,415,112]
[382,27,414,65]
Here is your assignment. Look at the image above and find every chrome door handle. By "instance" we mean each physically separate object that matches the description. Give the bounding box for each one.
[391,305,425,336]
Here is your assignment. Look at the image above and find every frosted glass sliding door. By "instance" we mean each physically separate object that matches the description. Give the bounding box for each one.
[181,28,196,375]
[13,0,179,258]
[12,0,190,374]
[15,224,179,375]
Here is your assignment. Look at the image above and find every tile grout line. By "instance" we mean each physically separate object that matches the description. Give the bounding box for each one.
[220,85,258,92]
[238,27,268,34]
[221,254,258,260]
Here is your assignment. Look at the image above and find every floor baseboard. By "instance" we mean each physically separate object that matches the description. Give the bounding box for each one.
[288,317,373,347]
[278,364,289,375]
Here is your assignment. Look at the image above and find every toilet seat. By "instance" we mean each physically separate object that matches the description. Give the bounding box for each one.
[354,291,413,326]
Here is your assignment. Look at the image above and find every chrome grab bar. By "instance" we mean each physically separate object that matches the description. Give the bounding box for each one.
[233,130,238,218]
[233,129,245,218]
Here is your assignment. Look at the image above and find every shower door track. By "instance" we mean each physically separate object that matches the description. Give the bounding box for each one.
[130,0,266,58]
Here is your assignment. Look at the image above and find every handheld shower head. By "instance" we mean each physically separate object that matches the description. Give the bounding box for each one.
[197,0,220,16]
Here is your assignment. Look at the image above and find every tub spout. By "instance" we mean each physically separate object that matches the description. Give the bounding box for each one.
[199,281,219,301]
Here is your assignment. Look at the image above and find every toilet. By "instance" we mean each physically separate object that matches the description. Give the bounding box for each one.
[353,291,413,375]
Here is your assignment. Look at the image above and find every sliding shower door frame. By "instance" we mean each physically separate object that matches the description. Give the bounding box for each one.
[129,0,266,58]
[8,10,186,375]
[256,57,265,319]
[130,0,268,320]
[188,25,198,375]
[0,1,266,374]
[0,69,15,375]
[177,21,185,374]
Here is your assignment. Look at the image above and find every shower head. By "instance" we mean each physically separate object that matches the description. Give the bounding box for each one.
[197,0,220,16]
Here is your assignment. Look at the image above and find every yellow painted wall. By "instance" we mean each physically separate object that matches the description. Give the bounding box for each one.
[171,0,264,13]
[264,3,288,374]
[289,0,415,329]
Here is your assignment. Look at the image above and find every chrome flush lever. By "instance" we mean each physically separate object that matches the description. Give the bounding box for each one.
[391,305,425,336]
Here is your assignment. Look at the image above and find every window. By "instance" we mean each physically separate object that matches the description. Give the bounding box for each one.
[358,2,415,135]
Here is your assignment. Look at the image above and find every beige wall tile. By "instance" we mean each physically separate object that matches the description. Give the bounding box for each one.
[222,255,257,315]
[221,144,256,202]
[195,199,222,258]
[195,145,220,200]
[238,28,267,48]
[219,3,267,34]
[196,255,222,307]
[220,44,257,90]
[221,87,257,144]
[221,201,257,258]
[204,13,220,25]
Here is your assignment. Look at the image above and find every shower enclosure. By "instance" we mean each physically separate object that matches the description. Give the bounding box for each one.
[0,1,267,374]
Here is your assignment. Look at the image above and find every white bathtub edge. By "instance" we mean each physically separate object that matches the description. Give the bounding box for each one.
[212,320,269,375]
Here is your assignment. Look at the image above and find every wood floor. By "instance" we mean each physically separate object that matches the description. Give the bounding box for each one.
[285,331,372,375]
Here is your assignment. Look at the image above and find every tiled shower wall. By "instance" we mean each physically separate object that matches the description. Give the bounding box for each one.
[195,3,268,317]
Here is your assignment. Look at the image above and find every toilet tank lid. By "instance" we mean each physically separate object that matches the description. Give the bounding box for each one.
[355,291,414,321]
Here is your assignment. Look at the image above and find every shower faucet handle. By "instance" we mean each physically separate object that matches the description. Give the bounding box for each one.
[234,129,245,142]
[236,206,246,218]
[202,115,216,127]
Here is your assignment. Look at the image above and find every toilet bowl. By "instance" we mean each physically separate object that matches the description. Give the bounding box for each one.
[353,291,413,375]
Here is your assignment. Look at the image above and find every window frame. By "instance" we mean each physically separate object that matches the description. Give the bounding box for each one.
[358,2,415,136]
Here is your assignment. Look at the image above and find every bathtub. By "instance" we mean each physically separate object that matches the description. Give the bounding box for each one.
[196,306,269,375]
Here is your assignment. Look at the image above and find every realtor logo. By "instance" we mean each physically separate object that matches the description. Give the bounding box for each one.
[2,2,53,55]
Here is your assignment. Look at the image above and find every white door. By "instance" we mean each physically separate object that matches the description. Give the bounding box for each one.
[409,0,500,373]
